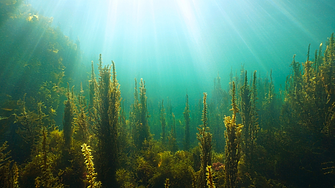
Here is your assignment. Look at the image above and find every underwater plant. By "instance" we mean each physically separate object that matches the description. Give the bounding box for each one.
[93,55,121,187]
[132,78,151,151]
[63,84,74,150]
[117,100,132,169]
[139,78,150,144]
[75,83,89,144]
[206,166,215,188]
[0,141,20,188]
[116,168,136,188]
[168,113,178,152]
[321,33,335,136]
[15,95,46,161]
[165,178,170,188]
[81,143,102,188]
[183,94,191,151]
[197,93,212,188]
[12,162,19,188]
[272,34,335,187]
[160,100,167,146]
[60,84,80,187]
[0,0,79,110]
[35,128,64,188]
[0,141,12,187]
[209,74,228,153]
[240,71,259,172]
[89,61,97,110]
[249,71,259,170]
[0,0,23,26]
[59,83,92,187]
[261,70,279,130]
[129,78,140,148]
[145,149,194,188]
[224,82,243,188]
[88,61,98,135]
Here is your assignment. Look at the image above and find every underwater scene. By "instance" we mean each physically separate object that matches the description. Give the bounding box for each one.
[1,0,335,187]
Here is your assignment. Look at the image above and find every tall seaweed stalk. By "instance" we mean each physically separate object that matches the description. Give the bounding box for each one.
[94,55,121,187]
[183,94,191,151]
[224,82,243,188]
[197,93,212,188]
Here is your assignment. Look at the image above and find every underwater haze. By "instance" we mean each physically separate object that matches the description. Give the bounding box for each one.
[27,0,335,104]
[1,0,335,187]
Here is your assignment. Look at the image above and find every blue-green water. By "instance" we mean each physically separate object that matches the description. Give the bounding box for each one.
[27,0,335,105]
[1,0,335,187]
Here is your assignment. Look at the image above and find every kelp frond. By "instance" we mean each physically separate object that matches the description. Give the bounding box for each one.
[224,81,243,188]
[81,143,102,188]
[206,166,215,188]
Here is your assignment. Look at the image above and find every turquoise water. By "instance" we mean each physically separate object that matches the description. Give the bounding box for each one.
[27,0,335,105]
[1,0,335,187]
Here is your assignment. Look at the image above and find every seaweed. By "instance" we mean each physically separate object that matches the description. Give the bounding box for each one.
[81,143,102,188]
[160,100,167,146]
[240,71,259,173]
[74,83,89,144]
[168,113,178,152]
[63,84,74,150]
[132,78,151,151]
[117,100,132,169]
[197,93,212,188]
[14,95,46,161]
[0,141,12,187]
[35,128,64,188]
[183,94,191,151]
[146,150,194,188]
[209,74,228,153]
[206,166,215,188]
[224,82,243,188]
[165,178,170,188]
[93,55,121,187]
